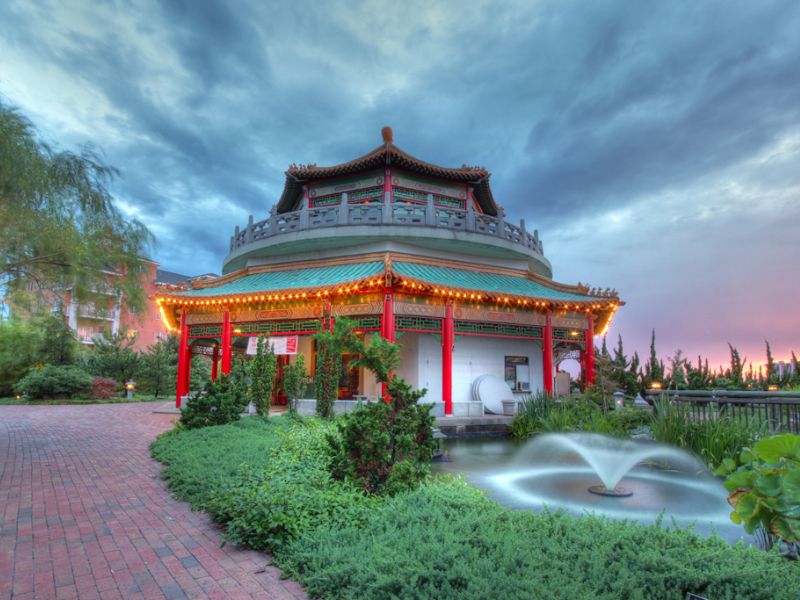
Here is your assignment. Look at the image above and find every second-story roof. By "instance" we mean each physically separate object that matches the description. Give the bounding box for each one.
[277,127,499,216]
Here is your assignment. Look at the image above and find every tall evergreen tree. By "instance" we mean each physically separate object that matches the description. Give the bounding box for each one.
[765,341,777,385]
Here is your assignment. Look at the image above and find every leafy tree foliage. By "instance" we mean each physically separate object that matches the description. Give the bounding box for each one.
[86,332,138,385]
[39,313,79,366]
[0,101,152,312]
[137,335,178,397]
[0,317,42,395]
[250,334,277,416]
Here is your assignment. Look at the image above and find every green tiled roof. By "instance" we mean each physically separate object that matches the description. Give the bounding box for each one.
[173,261,383,297]
[393,262,590,301]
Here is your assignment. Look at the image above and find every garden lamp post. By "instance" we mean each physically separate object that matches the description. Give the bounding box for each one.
[613,391,624,410]
[126,380,136,399]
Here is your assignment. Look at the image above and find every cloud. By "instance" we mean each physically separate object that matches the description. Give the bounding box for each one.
[1,0,798,365]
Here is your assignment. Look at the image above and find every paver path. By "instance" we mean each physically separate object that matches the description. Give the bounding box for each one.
[0,402,308,600]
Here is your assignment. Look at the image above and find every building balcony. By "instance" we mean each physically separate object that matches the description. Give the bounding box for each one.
[76,304,115,320]
[224,198,550,276]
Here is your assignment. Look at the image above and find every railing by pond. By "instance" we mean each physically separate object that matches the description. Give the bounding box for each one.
[229,194,544,256]
[645,389,800,434]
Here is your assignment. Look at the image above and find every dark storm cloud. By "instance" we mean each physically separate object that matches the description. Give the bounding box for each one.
[1,0,799,364]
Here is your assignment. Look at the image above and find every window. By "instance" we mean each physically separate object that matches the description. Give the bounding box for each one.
[504,356,530,391]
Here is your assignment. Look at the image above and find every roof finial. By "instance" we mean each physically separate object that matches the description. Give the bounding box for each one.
[381,126,393,143]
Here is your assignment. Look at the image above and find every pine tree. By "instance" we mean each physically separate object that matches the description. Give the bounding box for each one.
[642,329,665,389]
[765,341,777,386]
[791,351,800,387]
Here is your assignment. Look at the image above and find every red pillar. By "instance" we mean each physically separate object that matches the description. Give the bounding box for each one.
[585,313,595,385]
[176,307,190,408]
[542,310,554,395]
[211,345,219,381]
[221,308,232,375]
[380,286,395,402]
[442,300,454,416]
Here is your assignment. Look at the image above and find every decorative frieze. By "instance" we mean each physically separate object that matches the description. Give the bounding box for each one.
[394,300,445,318]
[332,301,382,317]
[551,312,588,330]
[453,305,541,326]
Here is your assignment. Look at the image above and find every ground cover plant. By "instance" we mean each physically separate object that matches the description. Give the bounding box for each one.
[150,416,289,509]
[152,416,800,600]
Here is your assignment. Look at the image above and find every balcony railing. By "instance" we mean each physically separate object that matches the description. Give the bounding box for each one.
[229,195,544,256]
[76,304,115,320]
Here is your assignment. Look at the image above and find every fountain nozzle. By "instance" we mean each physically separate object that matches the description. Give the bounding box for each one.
[588,485,633,498]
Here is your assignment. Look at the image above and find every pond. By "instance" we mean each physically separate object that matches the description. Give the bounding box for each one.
[432,434,749,544]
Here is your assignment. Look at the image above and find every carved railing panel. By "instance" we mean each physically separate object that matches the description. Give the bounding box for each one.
[230,199,545,256]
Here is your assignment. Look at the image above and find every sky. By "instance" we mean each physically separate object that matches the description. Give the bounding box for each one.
[1,0,798,370]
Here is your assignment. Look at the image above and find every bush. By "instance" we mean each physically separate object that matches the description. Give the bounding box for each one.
[280,478,800,600]
[607,405,651,432]
[88,376,118,399]
[13,364,93,398]
[208,421,377,550]
[179,369,248,430]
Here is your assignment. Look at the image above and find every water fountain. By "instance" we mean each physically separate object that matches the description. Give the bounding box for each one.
[520,433,700,497]
[433,432,740,540]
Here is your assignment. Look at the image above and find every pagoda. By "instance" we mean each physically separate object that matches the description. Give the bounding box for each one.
[156,127,622,414]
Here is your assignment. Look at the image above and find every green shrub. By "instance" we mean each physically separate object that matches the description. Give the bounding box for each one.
[607,405,651,432]
[179,369,248,430]
[13,364,93,398]
[208,421,377,550]
[279,477,800,600]
[328,334,436,495]
[716,433,800,551]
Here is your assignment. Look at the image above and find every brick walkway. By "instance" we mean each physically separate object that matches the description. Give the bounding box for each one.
[0,402,307,600]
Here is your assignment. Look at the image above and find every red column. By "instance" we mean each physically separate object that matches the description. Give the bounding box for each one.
[211,345,219,381]
[381,286,395,342]
[542,310,554,395]
[380,286,395,402]
[221,308,232,375]
[176,307,190,408]
[442,300,454,416]
[585,313,595,385]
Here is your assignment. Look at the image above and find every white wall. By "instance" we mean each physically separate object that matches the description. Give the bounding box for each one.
[390,332,543,403]
[416,333,442,403]
[452,337,543,403]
